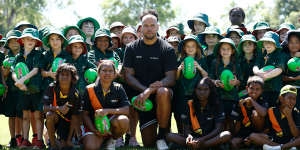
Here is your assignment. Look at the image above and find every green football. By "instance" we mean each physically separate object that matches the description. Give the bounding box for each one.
[287,57,300,72]
[52,57,65,72]
[220,69,235,91]
[84,68,97,84]
[94,115,111,135]
[131,96,153,111]
[182,57,196,79]
[261,65,275,81]
[3,57,15,68]
[15,62,30,84]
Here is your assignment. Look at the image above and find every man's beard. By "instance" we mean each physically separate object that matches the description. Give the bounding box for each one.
[143,33,156,40]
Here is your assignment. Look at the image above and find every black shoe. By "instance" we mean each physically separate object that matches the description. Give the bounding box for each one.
[8,138,17,148]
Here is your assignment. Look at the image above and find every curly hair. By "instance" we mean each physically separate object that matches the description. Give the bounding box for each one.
[229,7,245,21]
[55,63,79,87]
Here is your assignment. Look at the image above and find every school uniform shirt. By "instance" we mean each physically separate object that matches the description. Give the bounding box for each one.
[266,107,300,144]
[231,96,268,137]
[87,46,121,65]
[43,83,81,117]
[40,49,72,91]
[123,38,177,87]
[14,49,43,94]
[173,57,208,116]
[262,49,285,92]
[188,99,225,137]
[0,51,5,84]
[209,59,241,101]
[238,54,264,90]
[115,47,125,63]
[283,53,300,87]
[82,82,130,122]
[202,47,215,69]
[71,55,96,95]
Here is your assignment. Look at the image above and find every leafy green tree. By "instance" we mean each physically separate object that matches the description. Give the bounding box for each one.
[101,0,176,26]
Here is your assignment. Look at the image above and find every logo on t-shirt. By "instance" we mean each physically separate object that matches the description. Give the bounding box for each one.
[136,56,142,59]
[150,57,159,60]
[110,99,119,103]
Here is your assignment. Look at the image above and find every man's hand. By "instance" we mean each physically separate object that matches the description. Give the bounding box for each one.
[134,88,154,108]
[149,81,163,88]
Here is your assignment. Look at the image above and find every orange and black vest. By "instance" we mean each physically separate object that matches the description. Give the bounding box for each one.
[187,100,202,135]
[53,88,70,122]
[268,107,283,137]
[239,103,251,127]
[86,84,103,110]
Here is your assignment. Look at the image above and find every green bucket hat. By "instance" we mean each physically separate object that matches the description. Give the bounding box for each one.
[258,31,281,48]
[166,23,185,38]
[187,13,209,30]
[237,34,257,55]
[109,22,125,31]
[226,28,244,38]
[14,21,37,30]
[253,21,271,32]
[5,30,22,49]
[42,28,68,48]
[39,26,50,40]
[213,38,237,57]
[178,34,201,53]
[276,23,296,33]
[17,28,42,47]
[93,28,112,47]
[0,38,6,45]
[77,17,100,31]
[198,26,224,46]
[66,35,87,55]
[63,25,86,40]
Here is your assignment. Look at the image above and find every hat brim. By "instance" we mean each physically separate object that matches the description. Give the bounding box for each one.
[187,18,209,30]
[77,17,100,31]
[258,38,276,49]
[17,34,42,47]
[213,39,237,57]
[198,33,224,46]
[63,26,87,40]
[4,36,19,49]
[66,41,87,55]
[94,35,112,48]
[237,39,257,54]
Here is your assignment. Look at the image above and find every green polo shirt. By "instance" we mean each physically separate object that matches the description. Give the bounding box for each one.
[209,59,241,101]
[40,49,72,90]
[13,49,43,94]
[115,47,125,63]
[87,47,120,64]
[262,49,285,92]
[5,50,19,92]
[71,55,96,95]
[202,47,215,69]
[283,53,300,87]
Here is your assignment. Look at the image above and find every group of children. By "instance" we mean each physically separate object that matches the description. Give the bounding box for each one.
[0,7,299,150]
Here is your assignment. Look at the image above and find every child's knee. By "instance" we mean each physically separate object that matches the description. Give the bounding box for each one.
[220,131,232,141]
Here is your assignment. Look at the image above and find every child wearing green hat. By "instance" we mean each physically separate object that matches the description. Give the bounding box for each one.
[252,21,272,40]
[41,28,72,92]
[276,23,296,43]
[66,35,96,95]
[63,25,86,41]
[0,37,7,55]
[14,21,38,32]
[198,26,223,69]
[77,17,100,51]
[226,28,244,48]
[2,30,23,147]
[187,13,209,35]
[175,35,208,135]
[111,33,121,50]
[249,85,300,150]
[282,30,300,109]
[165,23,185,40]
[13,28,44,149]
[87,28,121,67]
[237,34,263,90]
[253,31,284,107]
[167,36,180,58]
[209,38,241,130]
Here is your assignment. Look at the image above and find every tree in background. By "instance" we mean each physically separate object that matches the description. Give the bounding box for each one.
[101,0,176,26]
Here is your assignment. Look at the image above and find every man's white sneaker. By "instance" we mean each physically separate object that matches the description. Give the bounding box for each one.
[263,144,281,150]
[156,139,168,150]
[103,138,116,150]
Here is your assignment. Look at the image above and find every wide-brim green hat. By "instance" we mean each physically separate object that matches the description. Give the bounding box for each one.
[42,28,68,48]
[66,35,87,55]
[213,38,237,57]
[237,34,257,55]
[93,28,112,47]
[63,25,86,40]
[5,30,22,49]
[77,17,100,31]
[17,28,42,47]
[276,23,296,33]
[166,23,185,38]
[226,28,244,38]
[178,34,201,53]
[39,26,50,40]
[14,21,37,30]
[258,31,281,48]
[252,21,271,35]
[109,22,125,31]
[187,13,209,30]
[198,26,224,46]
